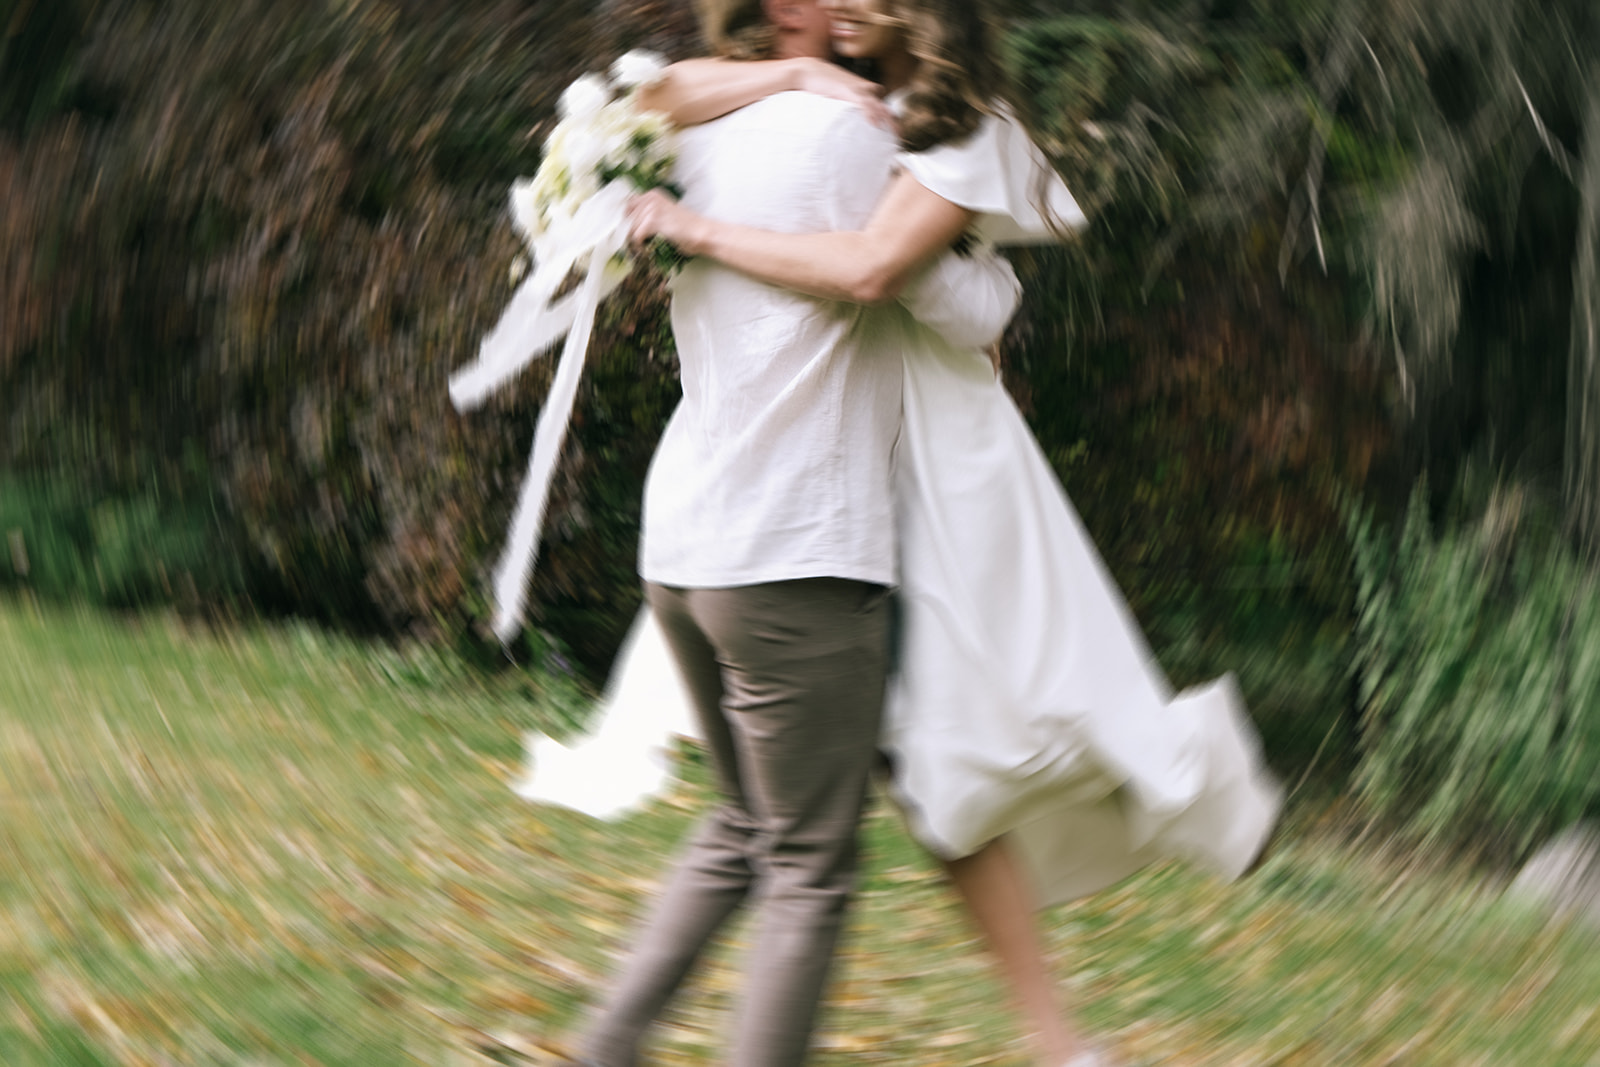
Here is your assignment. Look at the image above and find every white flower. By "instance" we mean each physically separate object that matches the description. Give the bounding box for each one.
[509,178,545,244]
[542,123,573,174]
[535,161,570,210]
[595,101,640,172]
[632,108,673,144]
[559,74,612,123]
[610,50,667,91]
[563,126,607,181]
[553,169,599,224]
[597,99,635,134]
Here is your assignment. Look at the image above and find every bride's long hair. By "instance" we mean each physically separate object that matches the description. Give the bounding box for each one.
[889,0,1008,153]
[889,0,1073,236]
[698,0,1008,150]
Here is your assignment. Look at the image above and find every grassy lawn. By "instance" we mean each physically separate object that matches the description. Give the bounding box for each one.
[2,595,1598,1066]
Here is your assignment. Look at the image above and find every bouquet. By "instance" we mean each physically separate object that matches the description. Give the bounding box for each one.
[509,51,683,278]
[449,50,677,642]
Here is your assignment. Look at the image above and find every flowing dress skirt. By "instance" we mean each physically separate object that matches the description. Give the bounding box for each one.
[881,326,1279,904]
[516,329,1280,905]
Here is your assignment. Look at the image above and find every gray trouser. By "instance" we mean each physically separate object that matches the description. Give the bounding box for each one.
[581,578,891,1067]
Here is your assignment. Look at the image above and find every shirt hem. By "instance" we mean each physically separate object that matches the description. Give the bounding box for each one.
[639,559,898,591]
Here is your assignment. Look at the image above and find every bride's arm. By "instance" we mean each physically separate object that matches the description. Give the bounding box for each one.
[629,172,976,305]
[638,57,887,127]
[628,166,1017,346]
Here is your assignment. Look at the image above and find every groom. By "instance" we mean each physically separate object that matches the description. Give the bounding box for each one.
[575,2,904,1065]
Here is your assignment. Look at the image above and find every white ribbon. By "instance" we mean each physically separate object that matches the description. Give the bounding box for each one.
[451,180,636,642]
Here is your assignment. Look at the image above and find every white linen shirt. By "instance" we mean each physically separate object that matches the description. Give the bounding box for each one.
[639,92,904,589]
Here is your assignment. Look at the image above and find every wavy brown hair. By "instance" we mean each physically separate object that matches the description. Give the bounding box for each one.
[889,0,1007,153]
[889,0,1073,234]
[694,0,1013,156]
[696,0,778,61]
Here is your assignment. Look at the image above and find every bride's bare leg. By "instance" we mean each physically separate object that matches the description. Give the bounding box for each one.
[943,836,1089,1065]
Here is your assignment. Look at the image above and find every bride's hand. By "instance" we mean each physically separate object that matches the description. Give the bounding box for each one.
[789,57,892,130]
[628,190,708,256]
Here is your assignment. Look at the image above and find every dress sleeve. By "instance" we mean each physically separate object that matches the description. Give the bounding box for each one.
[899,248,1021,350]
[897,110,1087,246]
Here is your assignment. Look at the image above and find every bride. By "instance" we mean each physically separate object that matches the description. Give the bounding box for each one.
[537,0,1280,1062]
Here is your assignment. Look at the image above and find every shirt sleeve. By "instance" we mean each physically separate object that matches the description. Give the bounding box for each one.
[899,249,1022,350]
[897,111,1087,246]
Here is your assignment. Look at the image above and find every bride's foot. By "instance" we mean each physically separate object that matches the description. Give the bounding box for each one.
[1058,1049,1118,1067]
[1034,1027,1111,1067]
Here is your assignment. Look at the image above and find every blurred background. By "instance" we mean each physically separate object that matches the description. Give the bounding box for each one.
[7,0,1597,857]
[2,0,1600,1061]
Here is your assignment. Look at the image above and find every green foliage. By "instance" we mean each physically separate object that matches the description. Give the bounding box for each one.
[0,474,246,609]
[998,0,1600,553]
[1350,477,1600,857]
[1211,0,1600,548]
[0,0,92,134]
[1002,14,1200,217]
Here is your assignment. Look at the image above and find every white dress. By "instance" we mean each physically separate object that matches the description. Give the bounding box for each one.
[516,112,1280,907]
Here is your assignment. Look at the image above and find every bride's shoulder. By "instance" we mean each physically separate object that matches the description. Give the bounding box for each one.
[900,105,1085,244]
[896,110,1003,186]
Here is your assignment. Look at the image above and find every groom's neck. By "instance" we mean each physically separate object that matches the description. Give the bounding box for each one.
[772,34,828,62]
[774,45,828,60]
